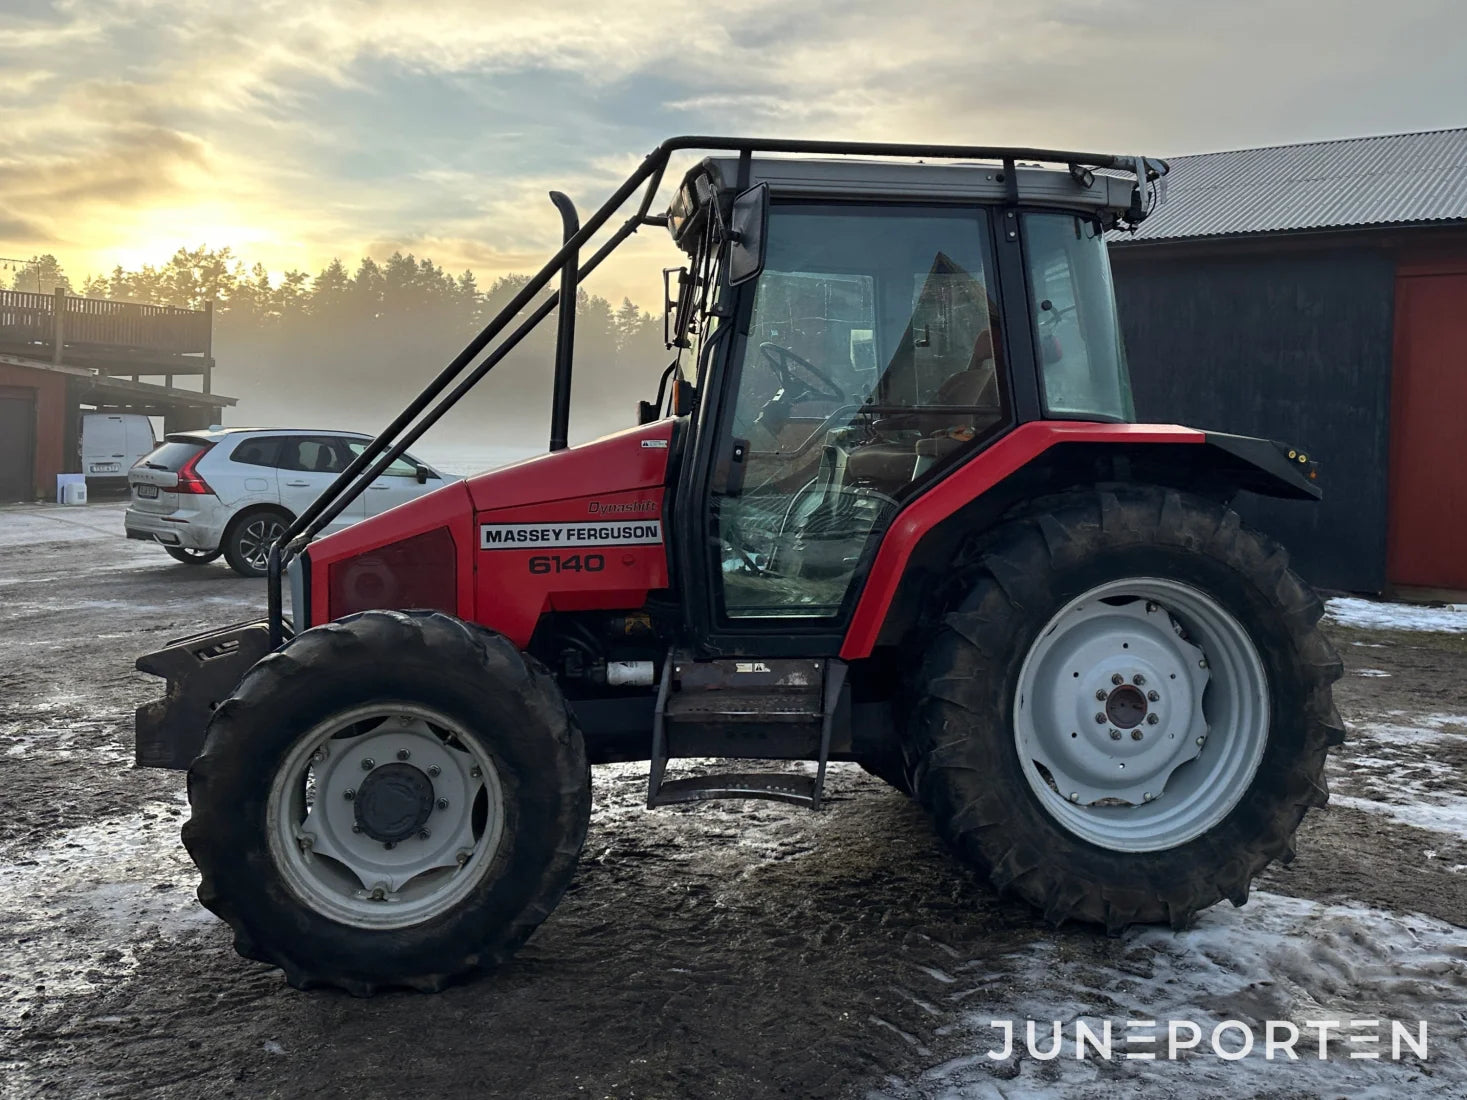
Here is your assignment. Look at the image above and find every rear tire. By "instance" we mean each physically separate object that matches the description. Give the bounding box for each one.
[905,486,1344,932]
[222,509,289,577]
[183,609,591,993]
[165,545,222,565]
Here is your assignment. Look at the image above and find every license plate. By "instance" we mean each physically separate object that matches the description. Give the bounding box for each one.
[136,484,159,499]
[90,463,119,474]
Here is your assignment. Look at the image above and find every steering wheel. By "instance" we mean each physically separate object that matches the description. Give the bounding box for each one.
[758,342,845,402]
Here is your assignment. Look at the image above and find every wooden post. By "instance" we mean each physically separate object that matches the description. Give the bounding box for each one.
[51,285,66,365]
[203,300,214,395]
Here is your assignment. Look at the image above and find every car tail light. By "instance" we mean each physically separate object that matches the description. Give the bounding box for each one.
[165,446,214,494]
[328,527,457,618]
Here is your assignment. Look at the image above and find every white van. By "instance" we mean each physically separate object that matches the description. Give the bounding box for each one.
[81,413,156,483]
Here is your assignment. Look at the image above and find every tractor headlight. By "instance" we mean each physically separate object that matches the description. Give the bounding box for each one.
[327,527,458,620]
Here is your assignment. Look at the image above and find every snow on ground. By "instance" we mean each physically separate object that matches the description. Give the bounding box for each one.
[1325,712,1467,842]
[0,795,216,1021]
[876,892,1466,1099]
[1327,597,1467,633]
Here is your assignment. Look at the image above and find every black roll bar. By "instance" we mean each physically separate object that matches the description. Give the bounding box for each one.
[548,191,580,452]
[266,136,1167,645]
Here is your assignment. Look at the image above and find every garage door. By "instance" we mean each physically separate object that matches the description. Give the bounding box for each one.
[0,392,36,501]
[1388,269,1467,591]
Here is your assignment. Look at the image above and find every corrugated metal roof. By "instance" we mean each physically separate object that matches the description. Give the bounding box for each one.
[1116,127,1467,242]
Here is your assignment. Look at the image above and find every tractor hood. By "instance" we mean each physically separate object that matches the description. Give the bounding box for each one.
[465,419,676,512]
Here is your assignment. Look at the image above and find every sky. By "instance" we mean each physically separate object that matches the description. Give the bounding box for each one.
[1,0,1465,312]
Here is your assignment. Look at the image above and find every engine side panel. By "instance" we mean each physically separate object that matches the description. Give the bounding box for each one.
[307,419,676,643]
[474,487,669,647]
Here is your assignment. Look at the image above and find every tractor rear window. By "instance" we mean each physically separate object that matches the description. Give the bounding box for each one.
[1023,213,1135,422]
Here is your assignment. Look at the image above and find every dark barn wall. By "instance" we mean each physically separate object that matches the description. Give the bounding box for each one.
[1110,244,1395,593]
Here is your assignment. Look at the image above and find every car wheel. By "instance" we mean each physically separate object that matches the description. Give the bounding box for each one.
[165,546,222,565]
[223,510,290,578]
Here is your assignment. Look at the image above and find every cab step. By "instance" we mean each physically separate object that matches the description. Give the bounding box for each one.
[647,654,846,810]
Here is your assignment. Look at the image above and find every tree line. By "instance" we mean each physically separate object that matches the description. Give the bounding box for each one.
[8,249,671,446]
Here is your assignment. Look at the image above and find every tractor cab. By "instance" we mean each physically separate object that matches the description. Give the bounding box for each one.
[660,156,1146,635]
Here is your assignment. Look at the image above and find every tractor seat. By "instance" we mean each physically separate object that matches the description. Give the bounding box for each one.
[843,361,1001,487]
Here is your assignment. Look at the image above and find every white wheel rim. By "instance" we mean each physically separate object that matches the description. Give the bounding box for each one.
[1013,577,1269,853]
[267,703,506,929]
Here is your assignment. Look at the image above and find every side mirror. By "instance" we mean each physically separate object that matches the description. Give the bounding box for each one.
[727,183,769,286]
[663,266,694,350]
[415,464,432,484]
[637,400,659,425]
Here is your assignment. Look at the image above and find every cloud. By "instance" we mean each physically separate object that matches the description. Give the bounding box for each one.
[0,0,1463,302]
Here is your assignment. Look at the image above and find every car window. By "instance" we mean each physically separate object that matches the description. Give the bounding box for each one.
[279,436,351,474]
[229,436,283,468]
[344,439,429,478]
[136,439,209,471]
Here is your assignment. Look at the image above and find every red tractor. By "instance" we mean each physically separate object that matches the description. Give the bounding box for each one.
[136,138,1342,994]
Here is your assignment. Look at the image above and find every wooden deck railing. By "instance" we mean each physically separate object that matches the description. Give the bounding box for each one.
[0,288,211,359]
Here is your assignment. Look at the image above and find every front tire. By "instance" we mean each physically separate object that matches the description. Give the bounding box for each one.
[905,487,1344,931]
[183,610,591,993]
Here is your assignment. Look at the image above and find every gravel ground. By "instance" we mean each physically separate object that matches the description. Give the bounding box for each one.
[1,502,1464,1099]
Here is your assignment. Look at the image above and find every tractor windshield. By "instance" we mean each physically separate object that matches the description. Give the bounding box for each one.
[1022,213,1135,421]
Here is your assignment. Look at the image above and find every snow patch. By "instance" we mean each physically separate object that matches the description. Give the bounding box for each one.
[1327,597,1467,633]
[0,795,216,1025]
[1332,794,1467,838]
[877,892,1467,1098]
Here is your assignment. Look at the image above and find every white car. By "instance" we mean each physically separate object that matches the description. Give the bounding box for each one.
[125,428,455,577]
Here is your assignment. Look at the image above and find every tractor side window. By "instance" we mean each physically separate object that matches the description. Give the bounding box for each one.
[1023,213,1135,421]
[712,203,1003,620]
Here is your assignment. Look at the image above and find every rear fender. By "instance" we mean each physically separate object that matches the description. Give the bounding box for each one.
[842,421,1321,658]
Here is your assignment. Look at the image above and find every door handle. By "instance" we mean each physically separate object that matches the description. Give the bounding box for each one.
[368,484,389,490]
[285,480,310,487]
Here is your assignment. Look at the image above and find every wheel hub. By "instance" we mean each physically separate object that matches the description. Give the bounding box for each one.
[1104,684,1148,729]
[354,762,435,842]
[1013,577,1270,853]
[1018,595,1211,807]
[268,706,506,929]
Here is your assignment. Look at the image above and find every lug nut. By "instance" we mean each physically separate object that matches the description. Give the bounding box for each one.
[299,835,313,850]
[456,851,470,865]
[1143,792,1154,802]
[343,788,355,801]
[1146,601,1159,613]
[1068,792,1080,803]
[1199,659,1208,669]
[397,749,411,761]
[1095,713,1107,724]
[311,747,327,763]
[351,824,363,834]
[427,765,441,778]
[1131,729,1144,741]
[1096,689,1108,701]
[419,828,431,840]
[371,886,386,900]
[1147,713,1160,725]
[1133,674,1146,686]
[1196,736,1206,746]
[470,766,482,779]
[1148,690,1160,702]
[436,798,449,810]
[361,758,375,771]
[1109,729,1122,741]
[1111,673,1124,685]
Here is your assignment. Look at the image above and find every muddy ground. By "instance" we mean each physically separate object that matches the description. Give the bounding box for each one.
[1,502,1464,1099]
